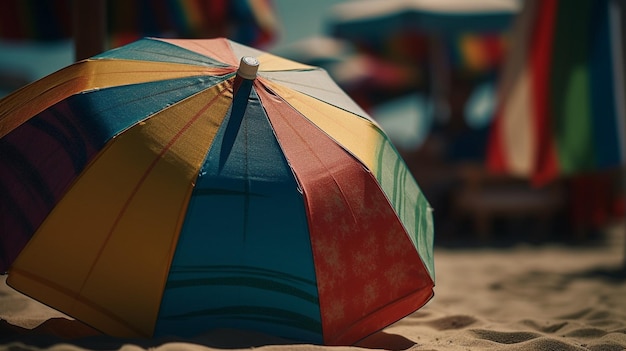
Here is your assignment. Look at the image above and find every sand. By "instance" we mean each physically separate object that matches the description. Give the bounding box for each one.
[1,222,625,351]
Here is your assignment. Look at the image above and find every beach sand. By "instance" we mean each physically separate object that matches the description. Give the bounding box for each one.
[1,222,625,351]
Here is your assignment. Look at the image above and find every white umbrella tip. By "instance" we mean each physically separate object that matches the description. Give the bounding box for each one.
[237,56,260,80]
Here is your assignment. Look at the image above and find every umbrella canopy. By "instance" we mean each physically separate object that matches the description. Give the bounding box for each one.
[328,0,517,142]
[329,0,517,69]
[0,37,435,345]
[330,0,519,33]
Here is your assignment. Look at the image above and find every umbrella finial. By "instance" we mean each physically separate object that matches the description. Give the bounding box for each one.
[237,56,259,80]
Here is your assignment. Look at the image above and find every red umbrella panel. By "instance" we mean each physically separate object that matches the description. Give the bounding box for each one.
[0,37,435,345]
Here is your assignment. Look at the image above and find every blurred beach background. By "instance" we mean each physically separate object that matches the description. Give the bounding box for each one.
[1,1,626,350]
[1,0,623,246]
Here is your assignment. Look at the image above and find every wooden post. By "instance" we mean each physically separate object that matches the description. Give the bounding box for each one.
[72,0,107,61]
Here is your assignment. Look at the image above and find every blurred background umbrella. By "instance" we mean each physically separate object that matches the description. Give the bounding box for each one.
[0,37,434,344]
[0,0,278,60]
[327,0,517,71]
[328,0,518,127]
[486,0,626,266]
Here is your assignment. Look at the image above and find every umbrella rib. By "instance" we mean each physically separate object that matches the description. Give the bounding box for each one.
[111,47,233,68]
[93,67,233,77]
[260,75,347,98]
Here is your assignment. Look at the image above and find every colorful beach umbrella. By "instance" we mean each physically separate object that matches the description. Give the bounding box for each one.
[329,0,519,36]
[486,0,626,186]
[0,0,278,59]
[329,0,518,71]
[0,37,435,345]
[328,0,518,119]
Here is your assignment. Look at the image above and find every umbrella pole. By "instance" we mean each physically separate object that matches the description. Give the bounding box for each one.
[620,166,626,271]
[72,0,107,61]
[215,56,259,170]
[428,35,451,126]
